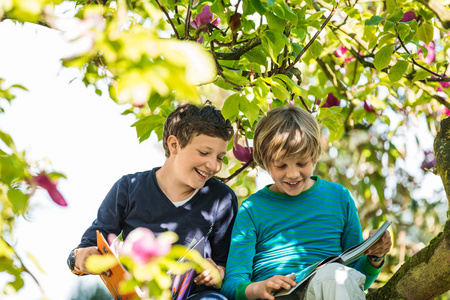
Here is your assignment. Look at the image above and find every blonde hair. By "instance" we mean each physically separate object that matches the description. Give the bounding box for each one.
[253,105,322,170]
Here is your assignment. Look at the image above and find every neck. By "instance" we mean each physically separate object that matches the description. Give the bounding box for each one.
[156,163,196,202]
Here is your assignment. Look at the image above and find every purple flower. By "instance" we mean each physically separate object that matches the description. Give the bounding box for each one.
[318,93,340,108]
[400,11,417,22]
[418,42,435,65]
[233,132,253,163]
[439,77,450,89]
[363,101,375,113]
[190,6,220,43]
[120,228,175,264]
[33,173,67,206]
[420,151,436,171]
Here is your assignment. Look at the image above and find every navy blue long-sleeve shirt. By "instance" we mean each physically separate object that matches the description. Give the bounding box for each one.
[77,167,238,268]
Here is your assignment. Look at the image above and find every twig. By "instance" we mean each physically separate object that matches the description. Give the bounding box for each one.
[154,0,180,39]
[300,96,312,113]
[184,1,192,39]
[285,0,342,73]
[214,37,262,60]
[395,27,444,79]
[215,158,254,184]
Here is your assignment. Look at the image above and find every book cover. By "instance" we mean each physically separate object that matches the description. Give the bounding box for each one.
[170,236,206,300]
[274,220,391,297]
[96,230,141,300]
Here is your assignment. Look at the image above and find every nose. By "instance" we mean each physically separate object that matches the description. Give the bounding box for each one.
[286,166,300,179]
[206,157,222,173]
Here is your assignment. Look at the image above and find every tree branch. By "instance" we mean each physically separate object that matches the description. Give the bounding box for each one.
[215,158,254,184]
[417,0,450,29]
[285,0,341,73]
[214,37,262,60]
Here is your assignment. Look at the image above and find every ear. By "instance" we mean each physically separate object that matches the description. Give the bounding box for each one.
[167,135,179,155]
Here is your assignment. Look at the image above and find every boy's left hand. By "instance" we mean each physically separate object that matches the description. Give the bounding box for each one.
[193,258,225,289]
[365,230,392,262]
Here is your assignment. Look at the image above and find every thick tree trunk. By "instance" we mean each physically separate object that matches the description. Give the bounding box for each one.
[367,117,450,300]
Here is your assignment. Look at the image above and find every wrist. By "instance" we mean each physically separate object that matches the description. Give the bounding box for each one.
[67,248,83,276]
[367,254,385,262]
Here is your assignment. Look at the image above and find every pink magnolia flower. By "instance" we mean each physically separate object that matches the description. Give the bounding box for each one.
[120,228,174,264]
[420,151,436,171]
[418,42,435,65]
[363,101,375,113]
[334,45,354,62]
[190,6,220,43]
[33,173,67,206]
[233,132,253,163]
[400,11,417,23]
[318,93,340,108]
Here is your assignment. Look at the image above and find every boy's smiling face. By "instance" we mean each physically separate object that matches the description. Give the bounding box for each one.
[171,134,228,190]
[268,156,315,196]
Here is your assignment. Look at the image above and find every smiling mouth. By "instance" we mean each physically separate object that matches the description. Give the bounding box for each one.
[285,180,301,187]
[195,168,209,178]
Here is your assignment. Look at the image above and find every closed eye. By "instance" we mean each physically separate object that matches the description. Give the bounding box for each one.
[198,151,208,156]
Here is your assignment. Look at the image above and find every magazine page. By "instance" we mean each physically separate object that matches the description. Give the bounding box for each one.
[340,220,391,265]
[97,230,141,300]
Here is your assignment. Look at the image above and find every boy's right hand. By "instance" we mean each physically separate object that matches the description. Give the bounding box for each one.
[245,274,296,300]
[74,246,112,277]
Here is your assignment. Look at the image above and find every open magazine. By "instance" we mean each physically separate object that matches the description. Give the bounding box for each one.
[274,220,391,297]
[170,236,206,300]
[96,230,206,300]
[96,230,142,300]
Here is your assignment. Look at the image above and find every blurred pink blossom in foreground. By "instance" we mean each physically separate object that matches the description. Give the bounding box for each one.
[33,173,67,206]
[120,228,174,264]
[190,6,220,43]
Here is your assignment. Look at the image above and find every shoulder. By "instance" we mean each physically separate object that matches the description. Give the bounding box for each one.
[118,169,156,184]
[316,177,351,195]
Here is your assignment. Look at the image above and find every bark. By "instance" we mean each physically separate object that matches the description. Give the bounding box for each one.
[417,0,450,29]
[367,117,450,299]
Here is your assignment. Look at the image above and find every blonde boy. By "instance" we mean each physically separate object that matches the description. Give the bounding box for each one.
[221,105,391,300]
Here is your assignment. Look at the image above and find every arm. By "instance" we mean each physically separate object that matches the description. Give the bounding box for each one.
[67,176,129,275]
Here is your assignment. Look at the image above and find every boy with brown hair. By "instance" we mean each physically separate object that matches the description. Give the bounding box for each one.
[67,102,238,299]
[221,105,391,300]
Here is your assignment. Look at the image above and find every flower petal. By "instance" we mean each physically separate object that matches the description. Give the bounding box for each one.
[33,174,67,206]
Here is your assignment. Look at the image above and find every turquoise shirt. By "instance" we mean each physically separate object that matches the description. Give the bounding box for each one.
[221,177,381,300]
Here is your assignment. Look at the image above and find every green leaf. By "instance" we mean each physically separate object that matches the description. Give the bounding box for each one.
[387,9,404,23]
[264,11,286,31]
[148,92,168,112]
[365,15,385,26]
[0,130,16,152]
[239,97,260,126]
[417,22,434,45]
[342,7,361,20]
[309,40,323,59]
[131,114,165,142]
[271,78,290,101]
[273,74,304,95]
[261,29,289,64]
[222,93,241,120]
[221,68,250,85]
[389,60,409,82]
[386,0,397,14]
[248,0,268,15]
[412,70,430,82]
[373,44,395,71]
[7,188,28,215]
[272,0,297,24]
